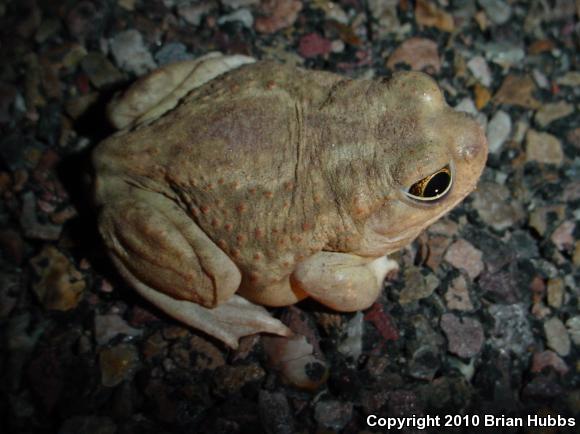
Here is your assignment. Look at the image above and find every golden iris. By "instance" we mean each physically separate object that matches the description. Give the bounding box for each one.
[407,166,452,201]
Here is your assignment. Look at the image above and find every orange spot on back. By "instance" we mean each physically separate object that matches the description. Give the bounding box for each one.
[236,203,247,213]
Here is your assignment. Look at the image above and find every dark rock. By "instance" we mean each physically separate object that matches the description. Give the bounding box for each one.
[488,304,534,357]
[258,390,294,434]
[314,400,353,431]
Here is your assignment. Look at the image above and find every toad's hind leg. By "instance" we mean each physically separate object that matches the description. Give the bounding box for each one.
[98,191,290,348]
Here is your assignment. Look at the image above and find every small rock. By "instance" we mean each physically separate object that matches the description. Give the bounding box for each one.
[399,267,440,304]
[525,129,564,166]
[565,316,580,345]
[556,71,580,87]
[80,52,125,89]
[532,69,550,89]
[99,343,140,387]
[550,221,575,251]
[440,313,484,358]
[110,29,156,76]
[544,317,571,356]
[20,191,62,240]
[455,97,478,115]
[531,350,569,375]
[255,0,302,34]
[314,400,353,431]
[528,205,565,236]
[367,0,400,37]
[30,246,85,311]
[444,239,484,279]
[213,363,266,396]
[337,312,364,360]
[298,33,332,59]
[154,42,192,66]
[474,83,491,109]
[221,0,259,8]
[489,304,534,356]
[428,219,459,237]
[426,234,452,270]
[479,268,520,304]
[58,415,117,434]
[364,303,399,341]
[190,335,225,371]
[386,37,441,73]
[478,0,512,25]
[94,313,142,346]
[472,182,525,231]
[486,110,511,154]
[567,128,580,150]
[535,101,574,127]
[177,1,214,26]
[66,1,102,42]
[493,74,541,109]
[415,0,455,32]
[217,8,254,28]
[467,56,492,87]
[259,390,294,434]
[445,275,474,311]
[0,271,20,318]
[546,278,565,309]
[483,42,525,68]
[142,331,167,361]
[409,345,440,381]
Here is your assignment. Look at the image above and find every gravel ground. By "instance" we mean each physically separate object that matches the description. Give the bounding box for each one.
[0,1,579,433]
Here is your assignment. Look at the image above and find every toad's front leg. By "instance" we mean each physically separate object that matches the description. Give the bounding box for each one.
[291,252,398,311]
[98,190,290,349]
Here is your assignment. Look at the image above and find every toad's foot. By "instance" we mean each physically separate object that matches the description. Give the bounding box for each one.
[128,273,291,349]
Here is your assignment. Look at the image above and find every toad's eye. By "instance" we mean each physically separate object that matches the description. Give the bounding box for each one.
[405,166,452,202]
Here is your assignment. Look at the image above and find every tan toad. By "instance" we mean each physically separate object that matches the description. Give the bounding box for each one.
[93,54,487,348]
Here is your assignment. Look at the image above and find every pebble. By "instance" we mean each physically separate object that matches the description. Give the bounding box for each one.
[414,0,455,32]
[30,245,85,311]
[488,304,534,357]
[217,8,254,28]
[386,37,441,73]
[221,0,259,8]
[550,220,575,251]
[314,400,353,431]
[66,1,101,42]
[254,0,302,34]
[547,278,565,309]
[479,268,520,304]
[472,182,525,231]
[556,71,580,87]
[59,415,117,434]
[531,350,569,375]
[80,52,125,89]
[367,0,400,37]
[298,33,332,58]
[482,42,525,68]
[445,275,474,311]
[565,316,580,346]
[337,312,364,360]
[532,69,550,89]
[467,56,492,87]
[20,191,63,241]
[426,234,452,270]
[544,317,571,356]
[525,130,564,166]
[535,101,574,127]
[440,313,484,359]
[528,205,565,236]
[110,29,156,76]
[177,1,214,26]
[409,344,440,381]
[486,110,511,153]
[154,42,192,66]
[399,267,440,304]
[493,74,541,109]
[99,343,140,387]
[444,239,484,279]
[478,0,512,25]
[189,335,225,371]
[258,390,295,434]
[213,363,265,396]
[94,313,142,346]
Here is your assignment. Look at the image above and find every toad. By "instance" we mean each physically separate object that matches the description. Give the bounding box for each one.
[93,53,487,349]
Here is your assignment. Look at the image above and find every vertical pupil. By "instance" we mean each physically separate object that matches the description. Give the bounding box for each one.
[424,171,450,197]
